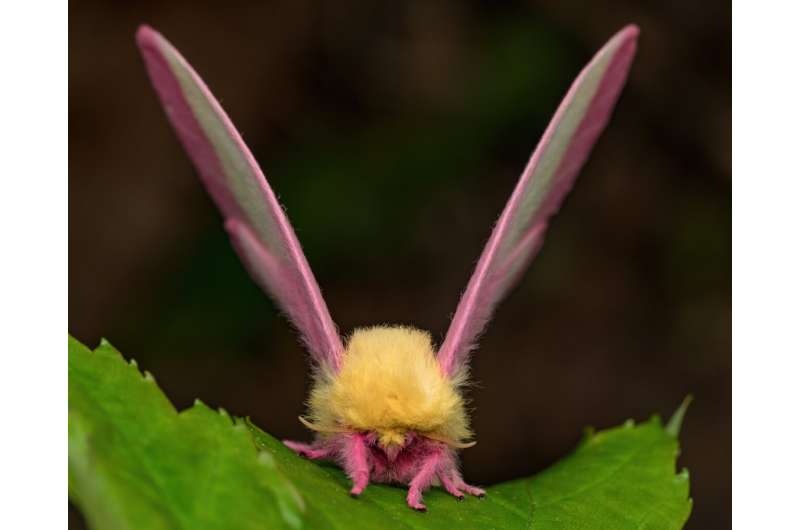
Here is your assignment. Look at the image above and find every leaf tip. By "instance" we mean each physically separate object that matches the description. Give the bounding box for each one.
[218,407,235,425]
[666,394,693,438]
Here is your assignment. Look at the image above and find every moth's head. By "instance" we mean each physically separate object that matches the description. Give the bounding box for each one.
[375,428,407,449]
[307,326,473,449]
[366,429,415,461]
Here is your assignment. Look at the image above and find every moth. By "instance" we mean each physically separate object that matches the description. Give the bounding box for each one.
[137,24,638,511]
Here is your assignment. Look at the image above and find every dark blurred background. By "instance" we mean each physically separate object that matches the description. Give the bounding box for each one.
[69,1,730,528]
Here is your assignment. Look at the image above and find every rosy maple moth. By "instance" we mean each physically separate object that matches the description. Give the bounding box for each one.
[136,23,639,511]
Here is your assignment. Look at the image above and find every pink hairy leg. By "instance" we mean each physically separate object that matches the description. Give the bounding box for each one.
[437,471,464,500]
[406,451,446,511]
[342,433,371,497]
[436,456,486,500]
[454,474,486,498]
[437,462,465,500]
[456,476,486,497]
[282,440,333,460]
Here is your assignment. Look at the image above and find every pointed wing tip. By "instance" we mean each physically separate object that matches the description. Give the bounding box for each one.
[135,24,161,50]
[614,24,640,57]
[619,24,641,40]
[594,24,639,79]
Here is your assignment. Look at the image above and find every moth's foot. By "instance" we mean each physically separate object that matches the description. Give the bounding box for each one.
[461,484,486,498]
[406,489,427,512]
[439,472,467,501]
[282,439,329,460]
[347,469,370,499]
[442,485,465,501]
[444,476,485,500]
[454,482,486,501]
[349,485,365,497]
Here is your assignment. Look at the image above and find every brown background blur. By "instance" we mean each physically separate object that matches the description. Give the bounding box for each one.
[69,1,730,528]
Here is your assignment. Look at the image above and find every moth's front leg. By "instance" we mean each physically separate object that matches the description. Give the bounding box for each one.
[437,454,485,500]
[406,451,444,511]
[342,433,371,497]
[437,468,465,500]
[457,481,486,498]
[283,440,332,460]
[453,470,486,498]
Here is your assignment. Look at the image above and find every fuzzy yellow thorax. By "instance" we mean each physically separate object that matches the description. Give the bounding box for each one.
[307,326,471,447]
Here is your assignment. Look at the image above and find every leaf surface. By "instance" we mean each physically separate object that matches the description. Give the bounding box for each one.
[68,336,691,529]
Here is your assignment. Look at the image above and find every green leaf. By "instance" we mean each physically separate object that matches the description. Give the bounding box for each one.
[69,336,692,529]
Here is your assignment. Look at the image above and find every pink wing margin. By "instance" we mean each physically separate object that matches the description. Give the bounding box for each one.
[136,25,344,370]
[438,25,640,376]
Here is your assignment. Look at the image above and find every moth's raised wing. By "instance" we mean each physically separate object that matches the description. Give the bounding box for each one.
[437,25,639,376]
[136,26,344,370]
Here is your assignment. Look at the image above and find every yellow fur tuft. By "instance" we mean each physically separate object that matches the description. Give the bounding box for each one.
[307,326,471,446]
